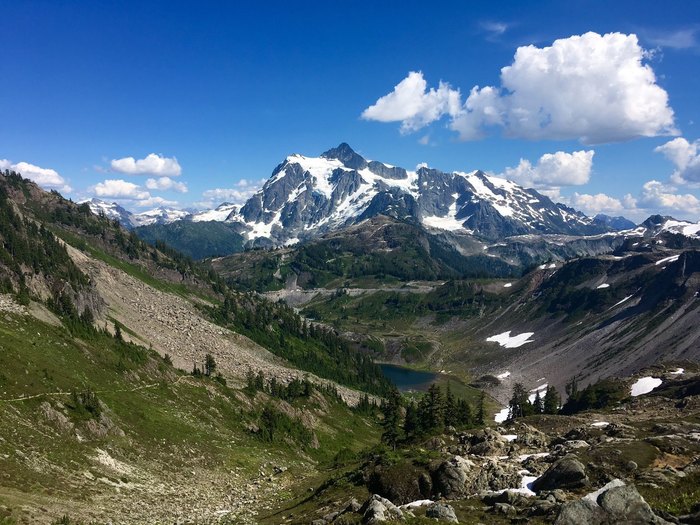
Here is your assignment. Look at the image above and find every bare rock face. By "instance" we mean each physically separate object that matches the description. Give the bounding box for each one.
[532,456,588,492]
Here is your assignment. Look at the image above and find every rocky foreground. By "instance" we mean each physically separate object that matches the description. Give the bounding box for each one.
[292,374,700,525]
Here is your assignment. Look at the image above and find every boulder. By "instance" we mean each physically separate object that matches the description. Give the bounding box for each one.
[554,484,672,525]
[425,503,458,523]
[432,456,473,498]
[361,494,404,524]
[597,485,671,524]
[515,423,549,448]
[532,456,588,492]
[465,459,523,493]
[555,498,607,525]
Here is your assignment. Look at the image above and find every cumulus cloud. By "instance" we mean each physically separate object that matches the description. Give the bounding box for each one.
[91,179,150,200]
[502,150,594,190]
[0,159,72,193]
[361,71,461,133]
[133,196,179,208]
[364,32,677,144]
[197,179,264,208]
[111,153,182,176]
[145,176,188,193]
[570,192,625,215]
[655,137,700,185]
[632,180,700,215]
[568,181,700,221]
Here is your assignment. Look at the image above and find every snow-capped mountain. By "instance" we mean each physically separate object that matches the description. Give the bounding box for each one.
[191,202,240,223]
[131,207,192,227]
[224,143,610,244]
[85,198,137,228]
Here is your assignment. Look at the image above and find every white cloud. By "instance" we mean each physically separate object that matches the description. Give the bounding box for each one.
[502,150,594,191]
[646,28,698,50]
[480,21,509,39]
[134,196,179,208]
[91,179,150,200]
[361,71,461,133]
[634,180,700,215]
[111,153,182,176]
[198,180,263,208]
[655,137,700,184]
[145,176,188,193]
[0,159,72,193]
[570,192,625,215]
[365,33,678,144]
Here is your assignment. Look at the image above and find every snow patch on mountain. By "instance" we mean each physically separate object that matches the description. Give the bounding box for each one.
[630,377,662,397]
[486,331,535,348]
[192,203,239,222]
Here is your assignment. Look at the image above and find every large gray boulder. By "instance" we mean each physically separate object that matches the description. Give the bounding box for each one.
[425,502,459,523]
[554,484,672,525]
[432,456,474,498]
[555,499,607,525]
[597,486,671,524]
[361,494,404,524]
[532,456,588,492]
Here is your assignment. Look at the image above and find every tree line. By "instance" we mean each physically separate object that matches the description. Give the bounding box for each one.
[380,383,486,449]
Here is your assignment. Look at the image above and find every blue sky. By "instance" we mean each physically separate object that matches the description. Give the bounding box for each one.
[1,0,700,220]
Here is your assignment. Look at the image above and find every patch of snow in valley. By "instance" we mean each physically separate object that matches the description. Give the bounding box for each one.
[590,421,609,428]
[503,434,518,442]
[528,384,548,404]
[494,407,510,423]
[630,376,662,397]
[496,371,511,379]
[596,283,610,289]
[671,368,685,375]
[503,283,512,288]
[486,331,535,348]
[518,452,549,462]
[400,500,433,509]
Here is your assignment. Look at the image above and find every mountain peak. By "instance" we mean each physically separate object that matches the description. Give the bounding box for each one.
[320,143,367,170]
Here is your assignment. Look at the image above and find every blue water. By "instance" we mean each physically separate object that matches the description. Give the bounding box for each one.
[380,364,438,392]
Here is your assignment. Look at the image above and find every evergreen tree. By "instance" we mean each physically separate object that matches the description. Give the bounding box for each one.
[204,353,217,377]
[403,400,419,441]
[444,383,458,427]
[543,385,560,414]
[456,398,473,426]
[476,392,485,425]
[381,387,403,449]
[533,389,544,414]
[114,322,123,342]
[424,383,445,432]
[508,383,532,420]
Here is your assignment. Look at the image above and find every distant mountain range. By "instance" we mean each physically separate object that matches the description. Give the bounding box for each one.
[87,144,700,263]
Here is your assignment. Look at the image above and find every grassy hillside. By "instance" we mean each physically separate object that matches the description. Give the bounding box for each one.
[0,308,381,524]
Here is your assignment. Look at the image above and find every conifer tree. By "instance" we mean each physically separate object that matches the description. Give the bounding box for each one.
[543,385,560,414]
[381,387,403,449]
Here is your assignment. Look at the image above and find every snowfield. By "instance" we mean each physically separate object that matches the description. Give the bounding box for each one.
[596,283,610,289]
[494,407,510,423]
[486,331,535,348]
[630,377,662,397]
[655,254,680,266]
